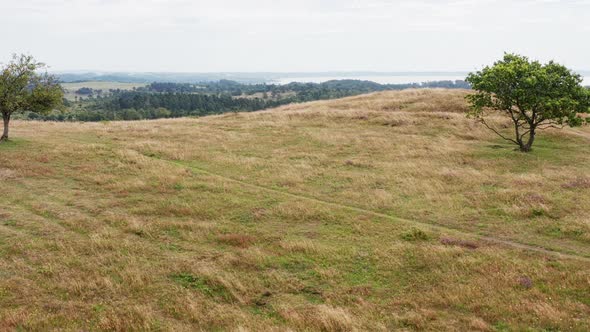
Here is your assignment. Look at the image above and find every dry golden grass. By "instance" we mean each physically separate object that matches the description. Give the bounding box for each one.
[1,89,590,330]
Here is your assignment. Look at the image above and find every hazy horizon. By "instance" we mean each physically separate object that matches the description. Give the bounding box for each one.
[49,70,590,75]
[2,0,589,73]
[52,70,590,86]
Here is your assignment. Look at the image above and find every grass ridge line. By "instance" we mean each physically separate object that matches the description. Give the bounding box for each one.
[139,151,590,263]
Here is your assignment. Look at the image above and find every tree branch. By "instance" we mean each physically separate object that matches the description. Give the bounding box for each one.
[478,118,519,145]
[519,129,531,141]
[537,123,564,130]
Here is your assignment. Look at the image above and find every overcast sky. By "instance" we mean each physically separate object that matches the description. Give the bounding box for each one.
[0,0,588,72]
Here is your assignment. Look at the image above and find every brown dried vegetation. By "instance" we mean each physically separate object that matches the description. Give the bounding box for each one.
[1,89,589,330]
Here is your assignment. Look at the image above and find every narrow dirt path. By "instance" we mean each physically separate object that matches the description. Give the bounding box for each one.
[142,152,590,263]
[48,132,590,262]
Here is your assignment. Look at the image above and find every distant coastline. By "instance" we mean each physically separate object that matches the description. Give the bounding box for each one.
[54,71,589,86]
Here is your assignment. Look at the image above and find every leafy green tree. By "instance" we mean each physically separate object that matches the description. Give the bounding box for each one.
[0,54,63,141]
[466,53,589,152]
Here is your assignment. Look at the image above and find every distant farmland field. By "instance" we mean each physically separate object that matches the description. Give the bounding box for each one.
[61,81,147,100]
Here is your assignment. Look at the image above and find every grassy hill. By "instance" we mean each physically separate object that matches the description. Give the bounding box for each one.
[1,89,590,330]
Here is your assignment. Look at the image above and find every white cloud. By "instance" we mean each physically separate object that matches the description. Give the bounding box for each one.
[0,0,588,72]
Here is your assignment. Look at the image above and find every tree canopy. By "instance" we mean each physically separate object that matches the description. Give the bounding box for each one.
[27,79,470,122]
[466,53,589,152]
[0,54,63,141]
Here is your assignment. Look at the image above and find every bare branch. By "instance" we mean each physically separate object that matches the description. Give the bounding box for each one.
[536,119,565,130]
[537,123,564,130]
[477,118,519,145]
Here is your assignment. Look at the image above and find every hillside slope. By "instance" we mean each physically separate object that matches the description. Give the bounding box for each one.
[2,89,590,330]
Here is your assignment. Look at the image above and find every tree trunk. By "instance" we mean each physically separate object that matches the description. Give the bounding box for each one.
[519,128,535,152]
[1,113,10,141]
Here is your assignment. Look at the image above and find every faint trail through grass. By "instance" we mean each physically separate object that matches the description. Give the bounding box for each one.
[53,129,590,262]
[138,151,590,263]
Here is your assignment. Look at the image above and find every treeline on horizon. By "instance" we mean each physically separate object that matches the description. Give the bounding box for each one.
[23,79,470,122]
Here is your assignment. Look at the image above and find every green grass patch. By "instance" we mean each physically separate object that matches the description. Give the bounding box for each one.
[0,138,29,150]
[475,134,589,169]
[171,273,233,302]
[400,228,430,241]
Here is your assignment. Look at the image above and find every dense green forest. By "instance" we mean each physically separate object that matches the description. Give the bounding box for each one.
[23,79,470,121]
[142,79,470,95]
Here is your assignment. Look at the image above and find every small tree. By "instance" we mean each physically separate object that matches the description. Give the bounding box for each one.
[0,54,63,141]
[466,53,589,152]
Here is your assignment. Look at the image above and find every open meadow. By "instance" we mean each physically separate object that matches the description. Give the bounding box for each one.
[1,89,590,330]
[60,81,147,100]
